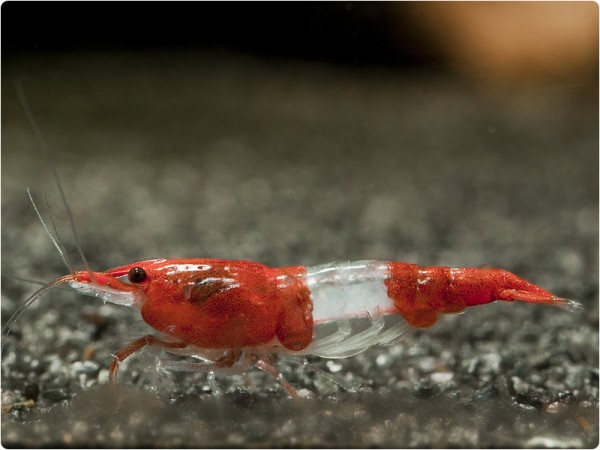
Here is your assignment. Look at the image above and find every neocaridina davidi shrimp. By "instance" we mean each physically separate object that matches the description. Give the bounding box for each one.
[4,83,583,399]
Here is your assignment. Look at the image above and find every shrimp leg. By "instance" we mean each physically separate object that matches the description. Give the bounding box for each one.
[254,358,299,400]
[109,335,186,383]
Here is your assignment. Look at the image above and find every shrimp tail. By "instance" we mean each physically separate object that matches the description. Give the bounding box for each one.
[495,288,584,312]
[451,268,584,312]
[385,263,583,328]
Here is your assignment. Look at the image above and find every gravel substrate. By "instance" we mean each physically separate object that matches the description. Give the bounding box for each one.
[2,52,598,448]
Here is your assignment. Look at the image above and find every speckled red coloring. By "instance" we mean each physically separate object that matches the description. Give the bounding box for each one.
[71,258,568,355]
[385,262,466,327]
[275,266,313,351]
[48,255,579,392]
[385,262,557,328]
[446,267,555,307]
[87,259,313,351]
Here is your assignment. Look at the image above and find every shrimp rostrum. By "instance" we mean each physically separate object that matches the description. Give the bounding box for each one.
[6,257,582,398]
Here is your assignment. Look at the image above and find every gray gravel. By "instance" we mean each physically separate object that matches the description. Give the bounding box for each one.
[2,52,598,448]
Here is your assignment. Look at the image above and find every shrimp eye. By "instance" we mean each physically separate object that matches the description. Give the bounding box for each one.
[127,267,147,283]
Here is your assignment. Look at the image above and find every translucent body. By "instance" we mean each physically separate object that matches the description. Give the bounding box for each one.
[306,260,395,324]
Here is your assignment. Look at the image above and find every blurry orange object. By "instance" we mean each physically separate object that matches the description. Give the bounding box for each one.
[404,2,598,89]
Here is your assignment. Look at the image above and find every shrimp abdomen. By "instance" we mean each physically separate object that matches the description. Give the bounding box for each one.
[385,263,465,327]
[385,262,573,328]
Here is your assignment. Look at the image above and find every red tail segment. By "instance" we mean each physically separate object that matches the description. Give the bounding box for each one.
[448,268,555,306]
[385,263,466,328]
[385,263,577,328]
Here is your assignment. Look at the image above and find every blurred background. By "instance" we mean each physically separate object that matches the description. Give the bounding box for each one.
[2,2,598,448]
[4,2,598,88]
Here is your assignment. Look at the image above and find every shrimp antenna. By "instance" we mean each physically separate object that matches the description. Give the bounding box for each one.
[3,273,72,292]
[1,275,74,353]
[15,80,92,276]
[27,188,74,274]
[43,190,75,272]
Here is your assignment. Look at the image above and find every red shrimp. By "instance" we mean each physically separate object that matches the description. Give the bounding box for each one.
[6,258,580,398]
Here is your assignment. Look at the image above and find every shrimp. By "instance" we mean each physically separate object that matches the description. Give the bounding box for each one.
[4,257,582,399]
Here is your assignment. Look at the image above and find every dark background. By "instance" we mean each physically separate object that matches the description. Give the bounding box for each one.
[3,3,438,67]
[2,2,598,448]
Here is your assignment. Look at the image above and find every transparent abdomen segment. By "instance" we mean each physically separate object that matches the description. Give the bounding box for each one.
[301,260,409,358]
[305,260,395,324]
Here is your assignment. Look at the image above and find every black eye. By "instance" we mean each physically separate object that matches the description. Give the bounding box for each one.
[127,267,147,283]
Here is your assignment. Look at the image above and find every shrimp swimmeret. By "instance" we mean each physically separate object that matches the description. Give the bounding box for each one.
[5,254,582,399]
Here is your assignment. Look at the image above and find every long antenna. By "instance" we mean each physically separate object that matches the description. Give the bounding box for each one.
[43,190,74,272]
[1,275,74,352]
[15,80,92,276]
[27,188,73,273]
